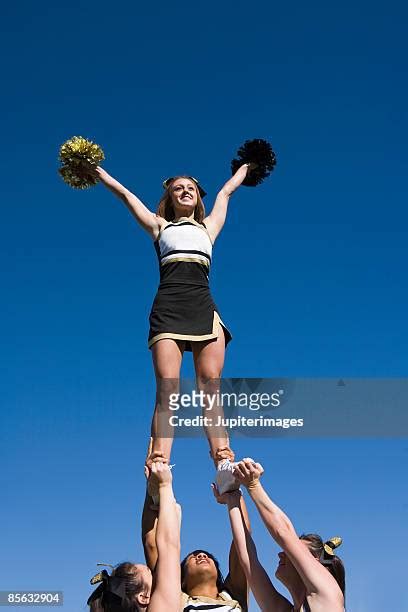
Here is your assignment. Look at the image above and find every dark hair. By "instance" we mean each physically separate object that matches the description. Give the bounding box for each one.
[181,550,224,593]
[88,563,150,612]
[300,534,345,597]
[156,177,206,223]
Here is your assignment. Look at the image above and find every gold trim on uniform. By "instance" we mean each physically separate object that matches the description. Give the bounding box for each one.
[149,312,225,349]
[161,257,209,267]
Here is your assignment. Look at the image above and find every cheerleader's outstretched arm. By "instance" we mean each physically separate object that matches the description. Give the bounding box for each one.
[204,164,250,242]
[147,463,181,612]
[142,488,159,572]
[214,486,291,612]
[236,460,344,608]
[142,441,169,572]
[94,166,161,239]
[222,490,250,612]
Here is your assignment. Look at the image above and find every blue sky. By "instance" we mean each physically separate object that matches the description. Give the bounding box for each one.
[1,1,408,610]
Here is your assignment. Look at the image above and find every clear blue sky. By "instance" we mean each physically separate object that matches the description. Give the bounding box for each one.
[1,1,408,610]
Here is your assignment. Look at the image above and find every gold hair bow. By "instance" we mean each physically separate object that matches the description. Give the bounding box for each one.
[323,537,342,556]
[90,563,115,584]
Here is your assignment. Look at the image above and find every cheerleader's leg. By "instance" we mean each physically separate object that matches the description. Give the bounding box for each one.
[148,338,185,465]
[192,327,235,466]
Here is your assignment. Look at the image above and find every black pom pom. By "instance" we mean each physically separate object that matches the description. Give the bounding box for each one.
[231,138,277,186]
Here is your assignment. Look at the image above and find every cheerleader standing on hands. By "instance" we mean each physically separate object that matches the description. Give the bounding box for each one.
[59,137,276,489]
[81,160,250,476]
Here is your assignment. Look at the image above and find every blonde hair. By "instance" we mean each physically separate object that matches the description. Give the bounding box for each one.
[156,176,205,223]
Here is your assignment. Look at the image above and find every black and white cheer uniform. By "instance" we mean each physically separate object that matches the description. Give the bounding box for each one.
[180,590,243,611]
[148,217,231,351]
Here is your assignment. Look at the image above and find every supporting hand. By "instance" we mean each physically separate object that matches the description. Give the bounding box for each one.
[150,461,173,487]
[234,458,264,490]
[211,482,241,506]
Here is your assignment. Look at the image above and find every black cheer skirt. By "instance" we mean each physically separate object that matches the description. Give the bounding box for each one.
[148,284,232,351]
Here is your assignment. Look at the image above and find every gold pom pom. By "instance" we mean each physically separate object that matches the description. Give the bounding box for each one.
[59,135,104,166]
[58,136,105,189]
[58,165,99,190]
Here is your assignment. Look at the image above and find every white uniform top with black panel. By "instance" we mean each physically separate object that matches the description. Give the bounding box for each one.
[148,217,231,351]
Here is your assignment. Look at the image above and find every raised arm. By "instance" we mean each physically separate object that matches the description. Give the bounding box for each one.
[214,487,291,612]
[92,166,162,239]
[142,443,169,572]
[141,487,159,572]
[204,164,251,242]
[221,489,250,612]
[147,462,181,612]
[235,460,344,609]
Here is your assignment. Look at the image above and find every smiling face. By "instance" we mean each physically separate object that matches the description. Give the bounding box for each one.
[170,177,198,215]
[182,551,219,591]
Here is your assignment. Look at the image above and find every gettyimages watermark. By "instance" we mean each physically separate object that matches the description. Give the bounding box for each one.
[165,387,302,430]
[154,378,408,438]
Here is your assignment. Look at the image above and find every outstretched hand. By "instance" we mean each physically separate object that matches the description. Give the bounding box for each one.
[233,458,264,490]
[76,160,99,179]
[211,482,241,505]
[221,163,257,197]
[150,461,173,486]
[230,163,252,188]
[145,437,169,505]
